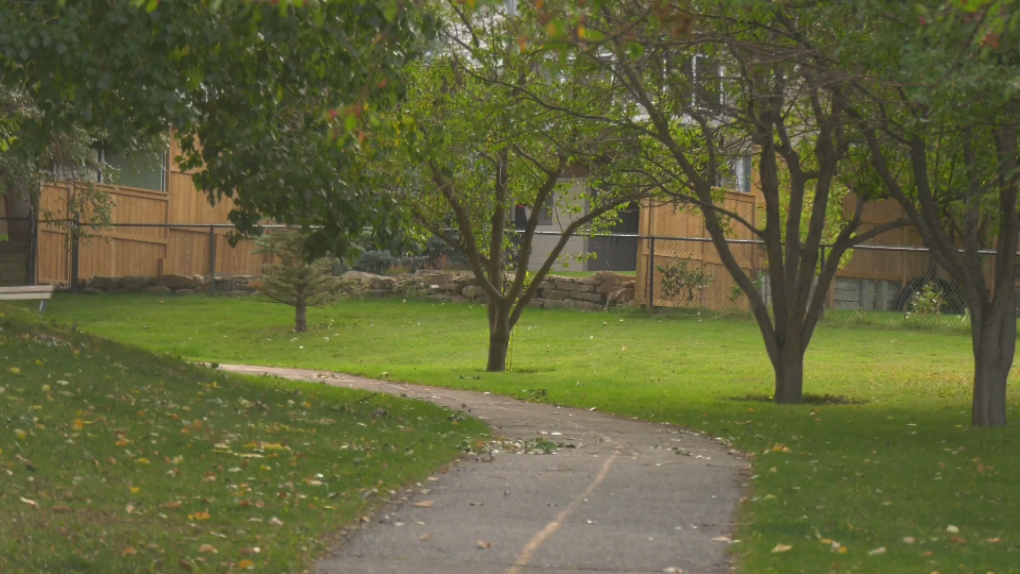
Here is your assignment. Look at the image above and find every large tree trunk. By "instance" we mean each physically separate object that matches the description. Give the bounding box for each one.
[772,343,806,404]
[294,295,308,333]
[970,298,1015,427]
[486,299,511,372]
[4,183,34,243]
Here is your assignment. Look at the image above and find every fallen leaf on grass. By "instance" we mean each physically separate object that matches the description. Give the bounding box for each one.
[477,540,491,549]
[903,536,916,544]
[771,544,792,553]
[178,559,193,571]
[950,537,967,545]
[198,544,218,554]
[413,500,435,508]
[163,501,183,509]
[130,486,141,494]
[238,559,255,570]
[986,538,1003,543]
[53,505,71,513]
[122,547,137,557]
[268,517,284,526]
[20,497,37,507]
[868,547,886,556]
[72,419,84,431]
[946,525,959,533]
[125,504,136,514]
[188,510,211,521]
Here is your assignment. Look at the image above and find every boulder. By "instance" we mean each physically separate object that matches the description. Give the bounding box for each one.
[571,291,604,304]
[119,275,151,290]
[91,276,119,290]
[461,285,485,300]
[143,285,173,295]
[154,274,202,290]
[545,290,570,300]
[555,281,595,293]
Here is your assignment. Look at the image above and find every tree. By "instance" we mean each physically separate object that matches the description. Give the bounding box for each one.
[520,0,903,402]
[819,0,1020,426]
[379,1,646,371]
[254,230,338,333]
[2,0,428,261]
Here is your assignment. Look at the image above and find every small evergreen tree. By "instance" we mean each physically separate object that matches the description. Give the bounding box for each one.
[253,231,336,333]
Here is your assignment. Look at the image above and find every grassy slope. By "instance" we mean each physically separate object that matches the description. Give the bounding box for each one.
[43,295,1020,574]
[0,307,486,574]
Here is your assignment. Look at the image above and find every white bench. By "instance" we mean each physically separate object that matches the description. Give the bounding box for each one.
[0,285,56,313]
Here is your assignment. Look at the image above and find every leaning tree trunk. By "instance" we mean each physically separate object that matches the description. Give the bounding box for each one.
[772,341,806,404]
[486,299,512,372]
[969,296,1015,427]
[294,294,308,333]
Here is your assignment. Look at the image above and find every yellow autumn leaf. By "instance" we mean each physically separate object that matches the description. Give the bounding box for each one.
[130,486,141,494]
[14,429,27,439]
[41,384,50,392]
[772,543,792,553]
[301,401,311,409]
[35,359,44,367]
[121,547,137,557]
[8,367,21,375]
[198,543,218,554]
[188,510,211,521]
[72,419,84,431]
[238,559,255,570]
[135,458,150,465]
[261,442,286,451]
[115,439,129,447]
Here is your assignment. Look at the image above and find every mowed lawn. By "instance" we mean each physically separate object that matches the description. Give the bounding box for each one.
[0,307,486,574]
[42,294,1020,574]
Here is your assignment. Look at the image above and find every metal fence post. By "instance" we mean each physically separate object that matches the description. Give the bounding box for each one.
[70,218,80,292]
[208,225,217,296]
[648,237,656,309]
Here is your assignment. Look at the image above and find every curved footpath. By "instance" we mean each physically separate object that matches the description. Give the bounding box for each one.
[219,365,747,574]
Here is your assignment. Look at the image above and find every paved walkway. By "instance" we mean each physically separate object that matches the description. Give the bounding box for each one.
[219,365,746,574]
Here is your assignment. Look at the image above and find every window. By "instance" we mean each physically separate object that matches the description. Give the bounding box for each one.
[99,148,169,192]
[536,194,554,225]
[716,154,753,193]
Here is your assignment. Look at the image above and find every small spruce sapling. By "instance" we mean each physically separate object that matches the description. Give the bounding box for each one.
[253,231,337,332]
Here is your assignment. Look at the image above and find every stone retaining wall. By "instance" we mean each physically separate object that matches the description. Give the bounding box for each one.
[76,270,637,312]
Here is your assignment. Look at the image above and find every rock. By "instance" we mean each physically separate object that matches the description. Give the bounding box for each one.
[461,286,485,300]
[555,281,595,293]
[119,275,151,290]
[154,274,202,290]
[91,276,119,290]
[142,285,173,295]
[370,276,396,290]
[571,291,604,304]
[537,282,556,290]
[438,283,461,294]
[545,290,570,300]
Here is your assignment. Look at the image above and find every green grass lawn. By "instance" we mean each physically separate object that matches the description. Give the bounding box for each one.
[38,294,1020,574]
[0,306,486,574]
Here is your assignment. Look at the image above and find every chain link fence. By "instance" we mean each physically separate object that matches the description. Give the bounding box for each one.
[21,220,1018,331]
